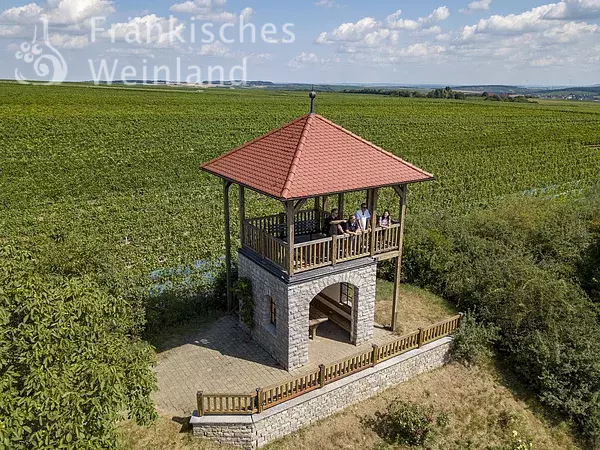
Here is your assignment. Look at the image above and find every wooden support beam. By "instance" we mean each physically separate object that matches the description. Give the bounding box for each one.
[238,185,245,247]
[223,180,233,311]
[294,198,308,213]
[286,201,295,275]
[369,188,379,256]
[337,193,344,219]
[322,196,329,213]
[391,185,407,332]
[314,197,321,230]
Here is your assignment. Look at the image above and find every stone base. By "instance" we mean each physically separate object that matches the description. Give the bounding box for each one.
[238,251,377,371]
[190,337,452,449]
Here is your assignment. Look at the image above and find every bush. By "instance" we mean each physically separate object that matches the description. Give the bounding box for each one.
[143,259,231,332]
[234,277,254,329]
[403,190,600,447]
[379,399,442,446]
[451,313,499,366]
[0,245,157,449]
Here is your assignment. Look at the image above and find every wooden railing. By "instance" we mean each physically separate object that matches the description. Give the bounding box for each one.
[243,213,403,274]
[335,232,371,263]
[243,222,288,270]
[293,237,332,271]
[373,224,401,254]
[197,393,256,416]
[196,314,462,416]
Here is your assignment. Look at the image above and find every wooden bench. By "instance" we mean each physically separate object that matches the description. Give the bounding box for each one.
[268,220,320,239]
[309,307,329,340]
[312,294,352,333]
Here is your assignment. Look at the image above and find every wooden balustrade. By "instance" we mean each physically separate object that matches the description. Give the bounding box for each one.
[335,232,371,263]
[420,314,462,346]
[244,216,404,274]
[197,392,256,416]
[243,222,288,270]
[260,369,321,409]
[293,237,332,272]
[323,349,373,384]
[196,314,463,417]
[373,224,401,254]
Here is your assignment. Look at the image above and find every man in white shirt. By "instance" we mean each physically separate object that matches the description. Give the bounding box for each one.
[356,203,371,232]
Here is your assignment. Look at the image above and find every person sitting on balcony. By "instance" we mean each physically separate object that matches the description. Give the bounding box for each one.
[324,209,346,236]
[356,203,371,232]
[344,215,359,234]
[379,210,392,228]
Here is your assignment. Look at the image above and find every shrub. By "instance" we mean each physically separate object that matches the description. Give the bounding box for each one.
[451,313,499,366]
[403,191,600,447]
[380,399,441,446]
[0,245,157,449]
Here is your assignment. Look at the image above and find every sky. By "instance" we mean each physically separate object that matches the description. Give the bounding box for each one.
[1,0,600,85]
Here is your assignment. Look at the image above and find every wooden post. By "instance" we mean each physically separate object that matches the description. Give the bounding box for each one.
[314,196,321,231]
[223,180,233,311]
[322,195,329,213]
[391,185,407,332]
[319,364,326,387]
[372,344,379,367]
[256,388,264,413]
[331,234,337,265]
[197,391,205,417]
[239,185,245,247]
[337,192,344,219]
[417,327,425,348]
[286,201,295,275]
[370,188,379,256]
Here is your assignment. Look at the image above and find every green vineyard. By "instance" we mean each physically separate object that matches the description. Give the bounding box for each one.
[2,83,600,299]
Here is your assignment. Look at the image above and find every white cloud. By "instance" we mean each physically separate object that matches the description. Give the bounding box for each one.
[288,51,340,69]
[387,6,450,30]
[315,0,341,7]
[543,0,600,20]
[169,0,249,23]
[0,25,24,37]
[44,0,115,25]
[48,32,89,48]
[0,3,44,24]
[198,40,231,56]
[460,0,492,13]
[170,0,226,14]
[106,15,186,47]
[0,0,114,26]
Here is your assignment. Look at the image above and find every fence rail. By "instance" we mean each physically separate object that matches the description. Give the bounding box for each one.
[243,222,288,270]
[196,314,462,416]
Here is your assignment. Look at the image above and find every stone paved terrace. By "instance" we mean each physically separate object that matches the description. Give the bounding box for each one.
[155,315,397,415]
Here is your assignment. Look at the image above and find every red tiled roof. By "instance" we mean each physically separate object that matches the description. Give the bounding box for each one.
[201,114,434,200]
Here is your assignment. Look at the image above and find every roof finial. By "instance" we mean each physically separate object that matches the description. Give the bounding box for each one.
[309,88,316,114]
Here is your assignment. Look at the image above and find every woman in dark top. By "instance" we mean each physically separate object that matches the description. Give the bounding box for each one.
[345,215,359,234]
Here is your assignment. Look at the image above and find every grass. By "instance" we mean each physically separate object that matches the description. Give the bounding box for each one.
[374,280,457,334]
[264,362,579,450]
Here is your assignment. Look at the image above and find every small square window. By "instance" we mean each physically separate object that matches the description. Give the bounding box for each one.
[340,283,354,307]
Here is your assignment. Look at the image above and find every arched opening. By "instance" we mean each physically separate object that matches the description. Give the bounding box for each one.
[308,282,356,345]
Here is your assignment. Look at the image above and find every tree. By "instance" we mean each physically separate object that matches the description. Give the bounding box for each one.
[0,245,157,449]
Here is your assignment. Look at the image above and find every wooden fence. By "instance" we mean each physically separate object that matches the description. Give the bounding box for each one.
[196,314,462,416]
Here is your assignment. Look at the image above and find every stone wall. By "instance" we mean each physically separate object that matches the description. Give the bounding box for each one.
[190,337,452,449]
[238,252,378,370]
[238,253,290,368]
